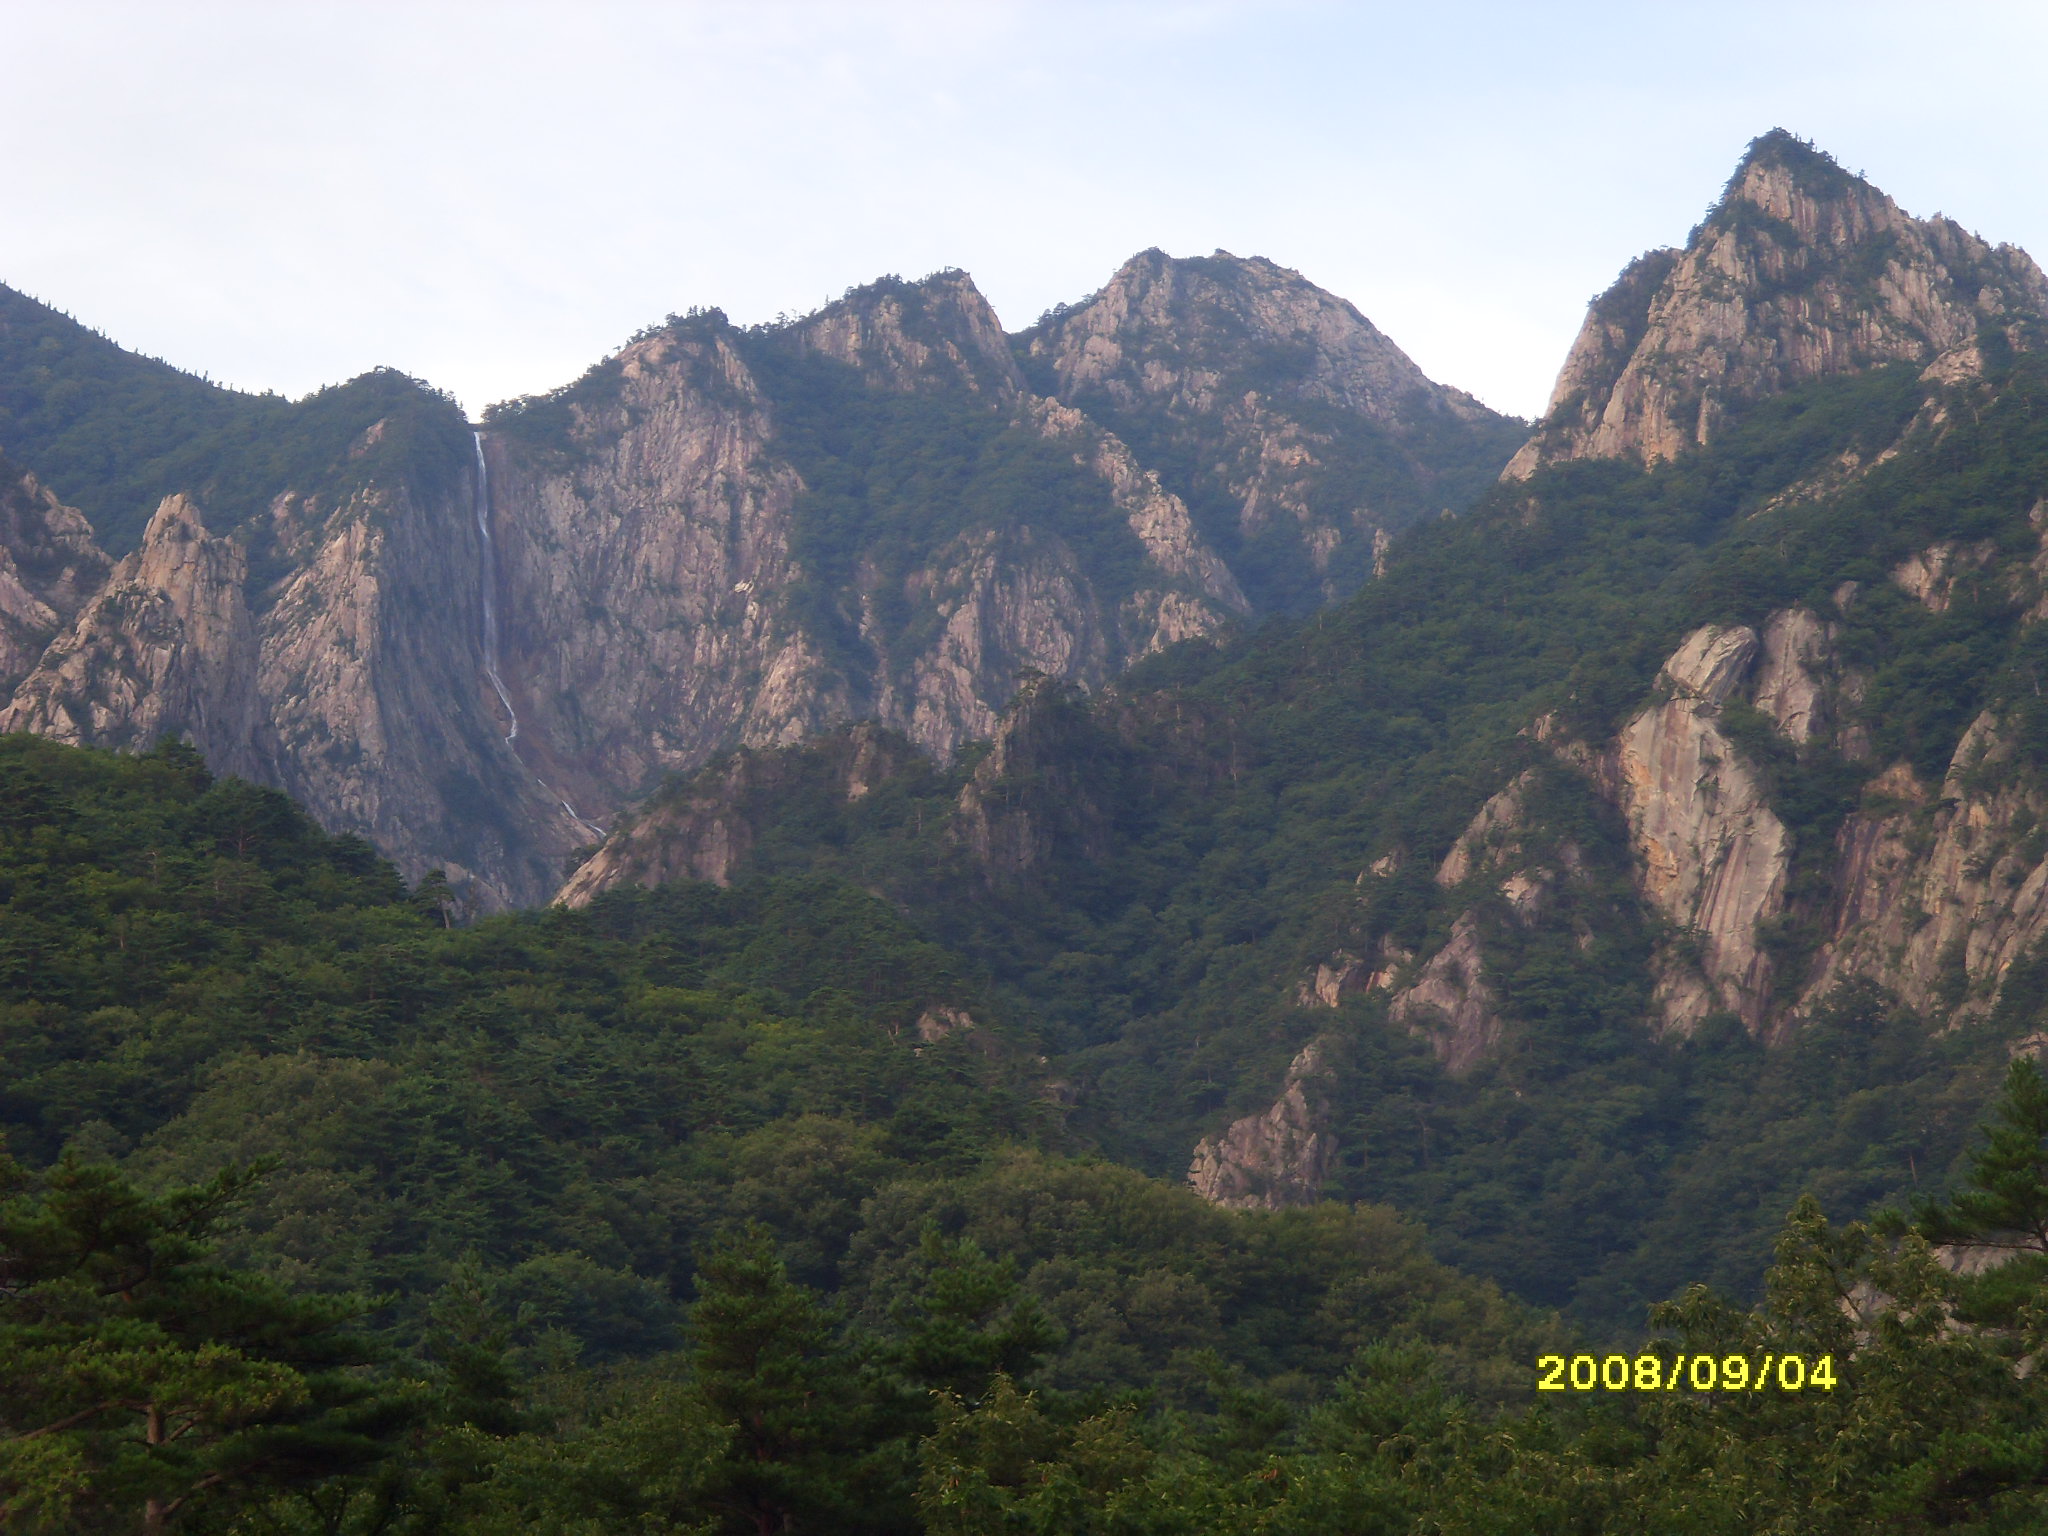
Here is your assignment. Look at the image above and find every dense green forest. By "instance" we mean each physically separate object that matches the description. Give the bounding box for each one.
[3,734,2048,1530]
[9,144,2048,1526]
[597,351,2048,1334]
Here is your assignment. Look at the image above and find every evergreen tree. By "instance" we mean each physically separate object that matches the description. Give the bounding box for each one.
[689,1227,886,1535]
[0,1155,411,1533]
[1916,1056,2048,1256]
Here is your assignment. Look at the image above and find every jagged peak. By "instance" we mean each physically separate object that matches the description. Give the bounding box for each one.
[1062,246,1339,322]
[1023,244,1498,432]
[780,266,1021,395]
[143,491,209,541]
[1719,128,1870,210]
[1503,132,2048,480]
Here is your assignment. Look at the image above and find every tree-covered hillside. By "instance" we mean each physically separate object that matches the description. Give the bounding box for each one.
[0,283,467,555]
[582,343,2048,1329]
[0,733,1556,1527]
[5,734,2048,1531]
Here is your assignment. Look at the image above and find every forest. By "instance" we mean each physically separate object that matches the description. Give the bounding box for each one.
[9,131,2048,1529]
[1,714,2046,1530]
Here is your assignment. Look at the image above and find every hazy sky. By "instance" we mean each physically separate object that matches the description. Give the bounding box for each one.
[7,0,2046,419]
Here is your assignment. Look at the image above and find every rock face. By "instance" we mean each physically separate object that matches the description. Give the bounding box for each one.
[1023,249,1525,607]
[0,255,1520,906]
[1507,130,2048,478]
[1607,624,1791,1034]
[554,723,923,906]
[1806,717,2048,1026]
[0,460,112,693]
[481,271,1262,838]
[1422,573,2048,1048]
[2,495,266,782]
[950,677,1113,883]
[0,412,581,909]
[1186,1041,1335,1210]
[1387,914,1504,1073]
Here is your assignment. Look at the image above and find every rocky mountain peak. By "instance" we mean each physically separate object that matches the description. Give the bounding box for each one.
[1026,247,1490,426]
[1017,249,1524,612]
[1505,130,2048,479]
[784,268,1023,397]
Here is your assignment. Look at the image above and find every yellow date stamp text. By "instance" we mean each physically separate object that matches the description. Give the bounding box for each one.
[1537,1352,1836,1393]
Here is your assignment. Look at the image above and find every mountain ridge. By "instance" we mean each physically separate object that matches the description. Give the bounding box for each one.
[1506,129,2048,478]
[0,250,1513,904]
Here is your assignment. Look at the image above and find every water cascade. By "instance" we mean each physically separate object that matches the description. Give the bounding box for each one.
[471,432,606,841]
[471,432,520,744]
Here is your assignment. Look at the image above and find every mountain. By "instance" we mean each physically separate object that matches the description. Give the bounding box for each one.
[14,132,2048,1531]
[0,364,577,909]
[1022,249,1525,609]
[1506,128,2048,477]
[552,134,2048,1322]
[0,259,1517,906]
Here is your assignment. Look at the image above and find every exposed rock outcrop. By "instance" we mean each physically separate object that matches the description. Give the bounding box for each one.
[1803,716,2048,1025]
[483,273,1256,834]
[0,253,1520,906]
[0,459,112,693]
[1507,131,2048,478]
[2,495,266,781]
[1024,248,1523,605]
[951,677,1111,881]
[1388,914,1504,1073]
[1752,607,1834,744]
[791,269,1024,396]
[555,722,924,906]
[1606,624,1788,1034]
[1187,1041,1334,1210]
[0,452,578,908]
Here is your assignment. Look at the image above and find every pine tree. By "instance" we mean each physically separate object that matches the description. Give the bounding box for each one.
[0,1154,412,1533]
[1916,1056,2048,1255]
[689,1227,874,1536]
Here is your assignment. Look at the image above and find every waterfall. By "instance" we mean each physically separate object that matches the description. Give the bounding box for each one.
[471,431,606,841]
[472,432,519,744]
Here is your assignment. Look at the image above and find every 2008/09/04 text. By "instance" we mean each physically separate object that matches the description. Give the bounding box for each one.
[1538,1353,1837,1393]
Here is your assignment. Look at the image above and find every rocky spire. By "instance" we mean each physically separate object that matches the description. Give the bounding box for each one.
[1505,130,2048,479]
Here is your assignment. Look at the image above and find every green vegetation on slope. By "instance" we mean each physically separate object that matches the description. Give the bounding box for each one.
[0,284,468,554]
[613,353,2048,1329]
[0,733,1561,1532]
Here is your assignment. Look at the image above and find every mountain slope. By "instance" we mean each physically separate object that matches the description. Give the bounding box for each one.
[0,366,582,906]
[1021,249,1526,609]
[1506,129,2048,478]
[555,137,2048,1322]
[0,251,1516,903]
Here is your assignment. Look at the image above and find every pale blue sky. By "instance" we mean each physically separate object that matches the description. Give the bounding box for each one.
[6,0,2044,418]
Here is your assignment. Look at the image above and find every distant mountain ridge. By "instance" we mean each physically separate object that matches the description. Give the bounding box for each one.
[0,250,1516,904]
[541,133,2048,1321]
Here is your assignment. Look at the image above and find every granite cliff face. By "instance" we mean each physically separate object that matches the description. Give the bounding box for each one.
[1392,558,2048,1058]
[0,459,113,693]
[1023,249,1526,607]
[0,253,1514,904]
[0,437,580,908]
[2,494,266,782]
[1606,624,1791,1034]
[1507,131,2048,478]
[554,722,923,906]
[477,272,1253,836]
[1185,1041,1334,1211]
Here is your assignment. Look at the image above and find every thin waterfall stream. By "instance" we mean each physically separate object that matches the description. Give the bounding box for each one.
[471,432,519,743]
[472,431,606,842]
